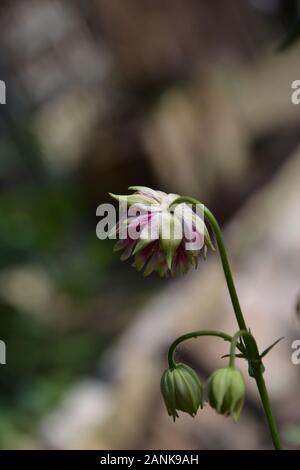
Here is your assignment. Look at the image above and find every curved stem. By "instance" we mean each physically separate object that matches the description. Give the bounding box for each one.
[168,330,237,369]
[171,197,282,450]
[229,330,247,368]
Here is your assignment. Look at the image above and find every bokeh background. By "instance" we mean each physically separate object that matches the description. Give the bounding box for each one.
[0,0,300,450]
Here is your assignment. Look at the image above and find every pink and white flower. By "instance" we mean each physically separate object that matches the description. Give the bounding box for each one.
[110,187,213,277]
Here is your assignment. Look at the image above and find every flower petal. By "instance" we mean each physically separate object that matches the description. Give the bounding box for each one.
[159,212,183,270]
[109,193,158,207]
[128,186,163,202]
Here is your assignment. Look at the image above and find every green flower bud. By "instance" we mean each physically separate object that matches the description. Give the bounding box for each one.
[207,367,245,421]
[160,363,203,421]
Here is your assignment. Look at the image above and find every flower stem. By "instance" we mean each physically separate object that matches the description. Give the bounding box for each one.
[229,330,247,368]
[168,330,238,369]
[255,370,282,450]
[204,206,282,450]
[171,197,282,450]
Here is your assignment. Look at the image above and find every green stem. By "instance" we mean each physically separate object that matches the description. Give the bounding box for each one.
[204,207,247,329]
[229,330,247,368]
[204,206,282,450]
[171,197,282,450]
[255,370,282,450]
[168,330,237,369]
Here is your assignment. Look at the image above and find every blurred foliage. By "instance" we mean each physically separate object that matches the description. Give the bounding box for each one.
[0,183,115,298]
[0,120,119,447]
[0,299,108,448]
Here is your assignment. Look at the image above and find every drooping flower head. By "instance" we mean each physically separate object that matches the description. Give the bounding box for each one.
[160,363,203,421]
[207,367,245,421]
[109,186,213,277]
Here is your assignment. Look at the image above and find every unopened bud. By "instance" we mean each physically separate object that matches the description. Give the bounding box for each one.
[160,363,203,421]
[207,367,245,421]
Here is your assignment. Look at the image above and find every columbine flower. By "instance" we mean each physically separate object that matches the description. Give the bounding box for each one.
[207,367,245,421]
[109,186,213,277]
[160,363,203,421]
